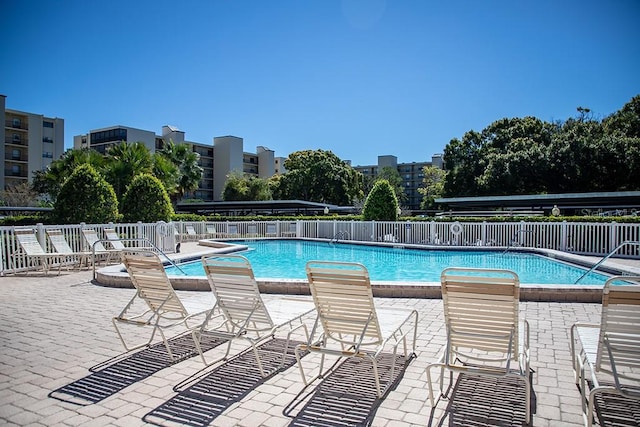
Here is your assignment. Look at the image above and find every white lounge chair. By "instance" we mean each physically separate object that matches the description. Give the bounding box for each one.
[114,250,217,360]
[197,254,314,376]
[104,228,126,251]
[426,267,531,420]
[13,229,62,274]
[46,229,91,269]
[81,228,118,264]
[184,225,201,241]
[297,261,418,397]
[570,276,640,427]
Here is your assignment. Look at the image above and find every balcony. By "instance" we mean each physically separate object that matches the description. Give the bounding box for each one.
[5,153,28,162]
[4,137,28,146]
[5,120,28,131]
[4,169,28,178]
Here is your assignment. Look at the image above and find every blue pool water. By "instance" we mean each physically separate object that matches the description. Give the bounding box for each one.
[166,240,609,285]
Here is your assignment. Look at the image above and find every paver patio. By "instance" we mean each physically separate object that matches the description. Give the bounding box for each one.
[0,250,617,426]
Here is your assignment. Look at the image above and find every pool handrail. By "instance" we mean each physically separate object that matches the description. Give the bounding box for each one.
[575,241,640,284]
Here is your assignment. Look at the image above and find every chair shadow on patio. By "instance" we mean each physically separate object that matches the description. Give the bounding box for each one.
[284,352,415,427]
[48,333,226,406]
[427,370,537,427]
[592,389,640,427]
[143,337,307,427]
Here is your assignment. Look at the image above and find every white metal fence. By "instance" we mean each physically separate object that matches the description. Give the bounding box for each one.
[1,220,639,275]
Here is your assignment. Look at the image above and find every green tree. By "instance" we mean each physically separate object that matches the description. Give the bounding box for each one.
[418,166,447,210]
[53,164,118,224]
[274,149,363,205]
[375,166,406,204]
[158,140,203,203]
[120,174,173,222]
[362,179,398,221]
[104,142,153,204]
[32,148,105,202]
[222,171,272,201]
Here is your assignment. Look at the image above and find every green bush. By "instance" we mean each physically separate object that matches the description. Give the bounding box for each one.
[362,180,399,221]
[121,174,174,223]
[53,164,119,224]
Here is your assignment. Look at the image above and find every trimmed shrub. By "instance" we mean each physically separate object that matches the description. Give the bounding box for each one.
[121,174,173,223]
[53,164,118,224]
[362,180,399,221]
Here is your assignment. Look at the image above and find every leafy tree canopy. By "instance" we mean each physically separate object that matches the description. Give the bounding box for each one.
[53,164,118,224]
[121,174,173,223]
[157,140,203,202]
[274,149,363,205]
[222,171,272,201]
[442,95,640,197]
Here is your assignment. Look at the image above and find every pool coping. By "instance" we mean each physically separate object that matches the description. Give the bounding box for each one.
[94,238,640,303]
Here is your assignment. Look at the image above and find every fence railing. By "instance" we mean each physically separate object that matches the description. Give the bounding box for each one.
[1,220,639,275]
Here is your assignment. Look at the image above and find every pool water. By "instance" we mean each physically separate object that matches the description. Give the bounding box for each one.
[166,240,609,285]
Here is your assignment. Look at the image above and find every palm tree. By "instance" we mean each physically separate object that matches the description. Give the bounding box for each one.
[158,140,203,203]
[104,142,153,203]
[31,148,105,202]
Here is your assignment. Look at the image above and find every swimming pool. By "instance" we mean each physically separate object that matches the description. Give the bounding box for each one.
[165,240,609,285]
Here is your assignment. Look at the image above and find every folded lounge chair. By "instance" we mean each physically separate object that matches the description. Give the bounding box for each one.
[13,229,62,274]
[297,261,418,397]
[114,250,217,361]
[81,228,119,264]
[197,254,314,376]
[426,267,531,420]
[46,229,91,269]
[104,228,126,251]
[570,276,640,427]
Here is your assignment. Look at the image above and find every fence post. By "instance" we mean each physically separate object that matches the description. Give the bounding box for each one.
[36,223,45,249]
[482,221,487,246]
[560,221,568,252]
[610,221,618,255]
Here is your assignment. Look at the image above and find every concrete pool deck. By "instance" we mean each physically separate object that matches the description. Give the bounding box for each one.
[95,240,640,303]
[1,242,639,426]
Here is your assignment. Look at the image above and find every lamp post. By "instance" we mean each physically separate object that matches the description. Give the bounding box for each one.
[324,206,329,215]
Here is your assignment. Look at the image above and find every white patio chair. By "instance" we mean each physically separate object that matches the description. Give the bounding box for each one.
[297,261,418,397]
[13,229,62,274]
[46,229,91,269]
[426,267,531,420]
[81,228,117,264]
[197,254,314,376]
[104,228,126,251]
[114,250,217,361]
[570,276,640,427]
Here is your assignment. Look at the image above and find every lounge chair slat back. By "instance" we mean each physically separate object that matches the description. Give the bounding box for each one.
[122,252,187,316]
[202,255,273,328]
[306,261,382,344]
[441,268,520,356]
[82,229,108,252]
[46,229,76,254]
[105,228,126,250]
[15,229,47,255]
[596,278,640,373]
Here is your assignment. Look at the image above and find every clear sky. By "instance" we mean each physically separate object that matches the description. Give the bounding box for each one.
[1,0,639,166]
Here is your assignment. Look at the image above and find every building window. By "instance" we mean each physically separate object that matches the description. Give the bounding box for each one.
[43,137,53,143]
[12,118,21,128]
[43,121,54,128]
[11,165,21,175]
[12,134,20,142]
[12,149,21,160]
[90,128,127,145]
[43,152,53,158]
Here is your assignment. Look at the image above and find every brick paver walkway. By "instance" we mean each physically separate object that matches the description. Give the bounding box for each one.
[0,267,602,426]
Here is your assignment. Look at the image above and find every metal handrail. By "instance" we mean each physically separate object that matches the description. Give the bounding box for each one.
[502,230,533,255]
[574,241,640,284]
[331,230,350,244]
[91,237,186,279]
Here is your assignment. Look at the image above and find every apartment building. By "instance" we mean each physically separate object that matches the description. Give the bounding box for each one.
[353,154,443,211]
[74,125,273,201]
[1,95,65,191]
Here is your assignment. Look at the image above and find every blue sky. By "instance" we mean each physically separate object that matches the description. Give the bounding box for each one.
[1,0,639,166]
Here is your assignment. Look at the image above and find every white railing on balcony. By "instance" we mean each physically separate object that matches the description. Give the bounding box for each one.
[1,220,639,275]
